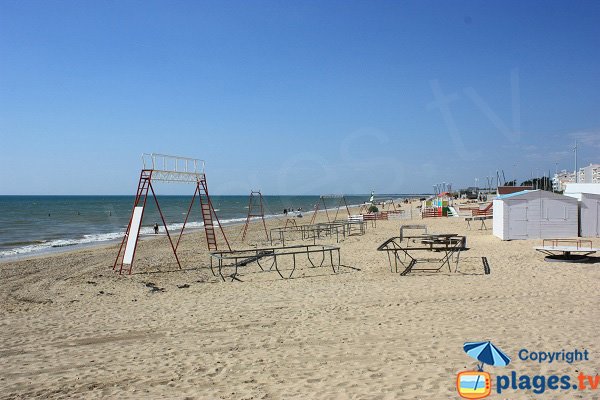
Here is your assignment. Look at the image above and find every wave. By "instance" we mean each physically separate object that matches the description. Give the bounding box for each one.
[0,203,371,259]
[0,231,127,258]
[0,215,266,258]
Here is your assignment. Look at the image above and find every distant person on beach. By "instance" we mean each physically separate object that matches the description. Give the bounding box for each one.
[284,208,288,215]
[153,223,159,234]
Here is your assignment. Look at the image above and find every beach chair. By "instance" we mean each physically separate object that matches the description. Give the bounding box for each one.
[346,215,368,235]
[348,214,364,222]
[472,203,493,216]
[362,213,377,227]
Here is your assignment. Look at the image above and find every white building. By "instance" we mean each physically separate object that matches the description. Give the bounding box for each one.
[578,163,600,184]
[552,170,576,192]
[493,190,578,240]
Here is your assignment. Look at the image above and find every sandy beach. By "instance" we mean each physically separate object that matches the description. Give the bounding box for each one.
[3,0,599,398]
[1,202,598,399]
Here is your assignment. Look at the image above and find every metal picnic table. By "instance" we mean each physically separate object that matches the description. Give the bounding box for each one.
[270,220,366,246]
[209,244,359,281]
[377,233,467,275]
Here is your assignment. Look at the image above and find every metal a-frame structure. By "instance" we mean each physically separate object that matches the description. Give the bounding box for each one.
[360,197,401,213]
[113,153,230,275]
[240,190,269,241]
[310,195,351,225]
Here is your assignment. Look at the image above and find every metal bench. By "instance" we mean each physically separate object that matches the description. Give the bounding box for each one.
[465,215,493,230]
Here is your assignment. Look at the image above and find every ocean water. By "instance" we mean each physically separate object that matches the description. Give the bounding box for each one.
[0,194,413,259]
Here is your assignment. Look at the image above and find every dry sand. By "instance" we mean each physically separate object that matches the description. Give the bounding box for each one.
[1,202,599,399]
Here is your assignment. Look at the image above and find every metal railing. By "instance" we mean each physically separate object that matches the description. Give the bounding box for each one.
[141,153,205,183]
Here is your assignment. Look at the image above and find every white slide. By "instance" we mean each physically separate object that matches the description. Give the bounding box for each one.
[448,206,460,217]
[123,206,144,265]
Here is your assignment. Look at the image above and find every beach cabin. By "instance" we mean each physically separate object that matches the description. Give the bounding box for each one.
[579,193,600,237]
[493,190,578,240]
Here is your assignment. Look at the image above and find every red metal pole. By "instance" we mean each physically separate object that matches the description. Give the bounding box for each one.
[149,181,182,269]
[259,192,268,240]
[175,183,199,251]
[311,199,320,225]
[323,198,330,222]
[343,196,351,216]
[333,198,341,221]
[241,191,254,241]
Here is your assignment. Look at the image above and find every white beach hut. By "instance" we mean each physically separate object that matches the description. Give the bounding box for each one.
[493,190,578,240]
[579,193,600,237]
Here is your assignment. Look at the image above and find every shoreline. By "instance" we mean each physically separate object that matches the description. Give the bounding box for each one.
[0,203,374,263]
[0,195,430,262]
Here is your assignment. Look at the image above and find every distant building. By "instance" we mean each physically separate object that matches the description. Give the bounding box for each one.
[552,170,576,192]
[578,163,600,184]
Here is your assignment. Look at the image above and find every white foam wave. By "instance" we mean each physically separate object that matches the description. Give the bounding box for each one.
[0,203,367,259]
[0,216,258,259]
[0,231,127,258]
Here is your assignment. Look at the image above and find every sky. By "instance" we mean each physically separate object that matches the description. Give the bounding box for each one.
[1,0,599,195]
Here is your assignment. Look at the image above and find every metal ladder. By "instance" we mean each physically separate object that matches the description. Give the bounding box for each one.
[198,177,230,251]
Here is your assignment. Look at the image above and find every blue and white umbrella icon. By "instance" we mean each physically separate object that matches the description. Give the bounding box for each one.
[464,341,511,371]
[463,341,511,394]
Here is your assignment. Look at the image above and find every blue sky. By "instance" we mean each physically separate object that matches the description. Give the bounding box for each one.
[1,0,599,195]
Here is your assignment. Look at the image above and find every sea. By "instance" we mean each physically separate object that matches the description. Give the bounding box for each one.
[0,194,422,260]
